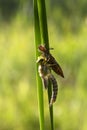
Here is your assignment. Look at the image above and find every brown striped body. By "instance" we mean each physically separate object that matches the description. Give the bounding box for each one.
[37,57,58,106]
[48,74,58,106]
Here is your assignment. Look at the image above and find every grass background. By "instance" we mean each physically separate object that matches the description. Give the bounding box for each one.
[0,0,87,130]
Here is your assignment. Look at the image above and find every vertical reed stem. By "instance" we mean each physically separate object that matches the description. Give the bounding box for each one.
[34,0,44,130]
[37,0,54,129]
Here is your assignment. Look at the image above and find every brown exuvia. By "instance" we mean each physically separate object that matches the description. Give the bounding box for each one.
[38,45,64,78]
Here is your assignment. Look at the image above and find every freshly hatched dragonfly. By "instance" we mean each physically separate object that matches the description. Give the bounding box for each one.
[37,45,64,106]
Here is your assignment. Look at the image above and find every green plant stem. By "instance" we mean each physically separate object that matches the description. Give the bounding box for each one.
[33,0,44,130]
[37,0,54,130]
[37,0,49,49]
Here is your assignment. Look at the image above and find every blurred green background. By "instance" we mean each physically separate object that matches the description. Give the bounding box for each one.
[0,0,87,130]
